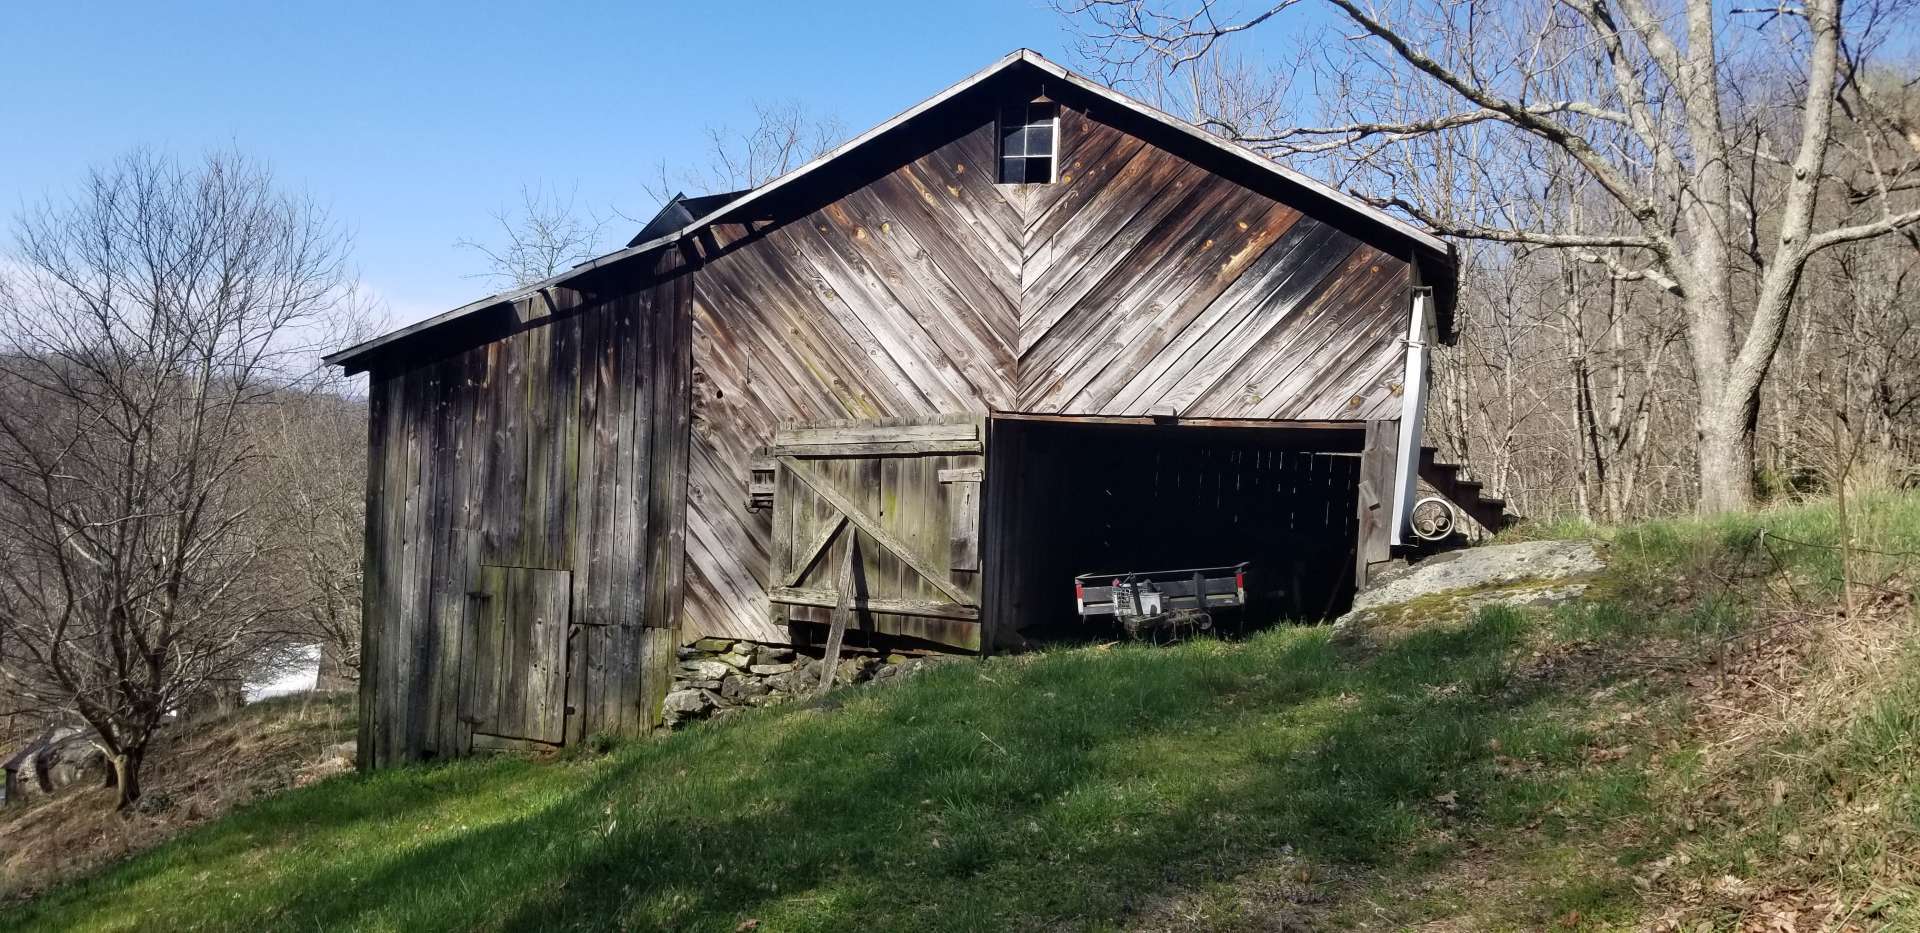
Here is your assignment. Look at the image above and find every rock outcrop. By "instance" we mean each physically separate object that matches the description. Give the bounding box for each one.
[3,727,110,804]
[1338,540,1606,628]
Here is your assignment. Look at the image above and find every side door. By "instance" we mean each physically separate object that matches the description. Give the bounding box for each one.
[767,417,986,651]
[460,565,570,745]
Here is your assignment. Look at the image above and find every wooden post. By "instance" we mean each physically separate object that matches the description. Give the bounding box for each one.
[1355,420,1398,591]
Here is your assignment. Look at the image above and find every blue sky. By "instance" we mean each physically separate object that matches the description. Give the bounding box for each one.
[1,1,1077,327]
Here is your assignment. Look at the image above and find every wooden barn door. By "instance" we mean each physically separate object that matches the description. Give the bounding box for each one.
[767,417,985,652]
[460,565,571,746]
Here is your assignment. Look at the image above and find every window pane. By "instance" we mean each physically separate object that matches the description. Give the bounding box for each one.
[1000,108,1027,157]
[996,101,1059,183]
[1022,124,1054,157]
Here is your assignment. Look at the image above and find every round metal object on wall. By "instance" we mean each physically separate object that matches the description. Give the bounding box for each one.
[1410,496,1458,542]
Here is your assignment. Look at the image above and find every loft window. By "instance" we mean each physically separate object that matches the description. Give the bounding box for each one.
[998,101,1058,184]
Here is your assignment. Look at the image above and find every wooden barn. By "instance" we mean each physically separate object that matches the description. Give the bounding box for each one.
[326,50,1505,767]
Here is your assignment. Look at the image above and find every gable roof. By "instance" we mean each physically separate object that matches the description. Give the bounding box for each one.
[627,189,752,248]
[326,49,1452,373]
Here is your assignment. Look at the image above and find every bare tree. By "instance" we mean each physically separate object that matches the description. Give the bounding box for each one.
[455,104,842,293]
[0,150,352,808]
[247,383,369,693]
[456,183,608,289]
[645,99,847,202]
[1063,0,1920,512]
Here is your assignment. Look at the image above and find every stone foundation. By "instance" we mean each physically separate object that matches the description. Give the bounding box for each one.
[662,638,961,728]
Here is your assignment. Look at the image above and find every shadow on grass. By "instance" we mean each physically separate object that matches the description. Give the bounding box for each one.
[2,608,1622,932]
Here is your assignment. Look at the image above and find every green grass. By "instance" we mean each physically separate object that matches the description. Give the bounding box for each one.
[6,492,1917,932]
[0,613,1615,932]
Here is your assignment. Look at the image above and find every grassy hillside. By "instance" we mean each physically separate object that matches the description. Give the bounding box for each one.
[4,493,1916,932]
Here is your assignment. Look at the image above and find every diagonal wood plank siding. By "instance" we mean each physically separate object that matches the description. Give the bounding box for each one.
[683,92,1417,645]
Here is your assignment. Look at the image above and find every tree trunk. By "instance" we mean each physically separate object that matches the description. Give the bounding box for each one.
[1697,410,1756,513]
[111,748,144,810]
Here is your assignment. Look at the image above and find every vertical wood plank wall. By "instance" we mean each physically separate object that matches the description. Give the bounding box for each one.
[360,254,688,767]
[683,85,1415,645]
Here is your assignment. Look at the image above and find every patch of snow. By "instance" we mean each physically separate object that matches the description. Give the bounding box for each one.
[247,645,320,701]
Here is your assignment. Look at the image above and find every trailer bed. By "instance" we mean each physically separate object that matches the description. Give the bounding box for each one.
[1073,563,1249,619]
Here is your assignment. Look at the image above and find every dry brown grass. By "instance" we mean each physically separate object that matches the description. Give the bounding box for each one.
[0,692,353,902]
[1636,580,1919,932]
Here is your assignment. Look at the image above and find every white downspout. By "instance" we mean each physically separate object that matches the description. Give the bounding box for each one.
[1390,287,1433,547]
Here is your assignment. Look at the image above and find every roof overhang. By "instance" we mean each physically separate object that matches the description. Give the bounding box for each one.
[326,49,1455,373]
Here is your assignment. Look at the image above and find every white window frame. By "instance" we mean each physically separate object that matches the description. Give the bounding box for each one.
[998,101,1059,184]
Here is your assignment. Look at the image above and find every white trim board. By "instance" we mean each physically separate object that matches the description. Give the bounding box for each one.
[1390,288,1434,547]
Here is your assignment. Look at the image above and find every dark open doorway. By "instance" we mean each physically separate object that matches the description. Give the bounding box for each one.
[983,416,1365,648]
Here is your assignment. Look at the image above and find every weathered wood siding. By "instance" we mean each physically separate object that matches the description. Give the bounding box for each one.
[767,417,987,651]
[683,83,1417,645]
[359,255,687,767]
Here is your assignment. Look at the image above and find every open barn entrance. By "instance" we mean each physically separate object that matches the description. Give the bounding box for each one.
[984,416,1365,648]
